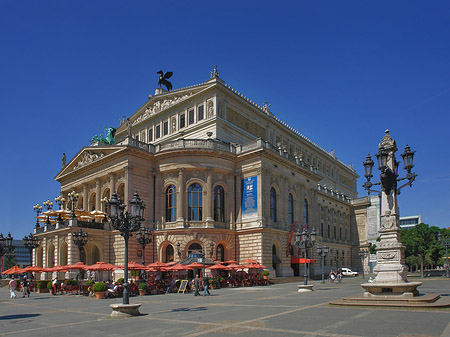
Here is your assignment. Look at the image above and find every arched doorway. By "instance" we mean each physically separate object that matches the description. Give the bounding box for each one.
[216,244,225,262]
[164,245,174,263]
[59,242,68,266]
[188,243,202,255]
[272,245,281,277]
[47,245,55,267]
[36,246,43,267]
[86,244,100,265]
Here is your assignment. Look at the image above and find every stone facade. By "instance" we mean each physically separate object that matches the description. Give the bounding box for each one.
[33,70,364,278]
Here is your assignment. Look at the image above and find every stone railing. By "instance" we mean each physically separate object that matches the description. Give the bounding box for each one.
[317,184,351,203]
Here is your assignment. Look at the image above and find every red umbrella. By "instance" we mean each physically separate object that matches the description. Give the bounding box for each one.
[168,264,193,271]
[23,266,45,273]
[207,264,231,270]
[64,262,87,270]
[84,262,115,271]
[244,264,267,269]
[47,265,68,272]
[227,264,246,270]
[188,262,204,269]
[147,262,168,269]
[241,259,259,264]
[145,267,158,272]
[114,261,146,270]
[224,260,238,264]
[2,266,25,274]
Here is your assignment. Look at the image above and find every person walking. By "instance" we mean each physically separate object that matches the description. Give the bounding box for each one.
[9,277,17,299]
[203,275,211,296]
[193,275,200,296]
[22,277,30,298]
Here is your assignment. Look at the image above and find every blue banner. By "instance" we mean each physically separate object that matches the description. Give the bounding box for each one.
[242,176,257,218]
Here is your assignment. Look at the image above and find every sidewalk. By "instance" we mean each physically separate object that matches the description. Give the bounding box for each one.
[0,276,449,337]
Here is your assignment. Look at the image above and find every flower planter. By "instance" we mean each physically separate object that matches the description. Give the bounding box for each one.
[95,291,105,299]
[37,288,49,293]
[139,289,147,296]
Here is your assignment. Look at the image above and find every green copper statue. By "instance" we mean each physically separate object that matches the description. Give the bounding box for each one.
[90,127,116,145]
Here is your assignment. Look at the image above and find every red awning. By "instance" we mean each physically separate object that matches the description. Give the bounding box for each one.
[291,257,316,264]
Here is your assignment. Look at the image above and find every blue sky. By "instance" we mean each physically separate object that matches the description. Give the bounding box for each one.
[1,1,449,239]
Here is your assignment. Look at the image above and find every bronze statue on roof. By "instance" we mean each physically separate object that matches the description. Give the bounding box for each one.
[157,70,173,91]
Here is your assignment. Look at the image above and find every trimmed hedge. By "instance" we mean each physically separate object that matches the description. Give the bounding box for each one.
[37,280,50,289]
[92,282,107,292]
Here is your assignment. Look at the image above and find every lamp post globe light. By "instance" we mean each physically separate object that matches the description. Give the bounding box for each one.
[316,244,329,282]
[361,130,421,296]
[437,232,450,278]
[135,227,152,278]
[71,229,88,279]
[358,249,369,279]
[108,191,145,305]
[68,191,79,218]
[33,203,43,231]
[23,233,40,267]
[294,227,316,286]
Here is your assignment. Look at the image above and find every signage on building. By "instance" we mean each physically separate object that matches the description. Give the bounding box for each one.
[242,176,258,219]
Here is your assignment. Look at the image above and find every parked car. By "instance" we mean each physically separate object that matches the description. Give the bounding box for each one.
[341,268,358,276]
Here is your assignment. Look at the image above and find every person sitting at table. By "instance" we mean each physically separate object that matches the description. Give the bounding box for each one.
[107,282,118,298]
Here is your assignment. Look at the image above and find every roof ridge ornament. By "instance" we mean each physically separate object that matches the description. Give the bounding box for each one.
[210,65,220,79]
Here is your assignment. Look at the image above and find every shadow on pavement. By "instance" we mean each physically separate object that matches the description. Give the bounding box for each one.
[0,314,40,320]
[172,307,207,312]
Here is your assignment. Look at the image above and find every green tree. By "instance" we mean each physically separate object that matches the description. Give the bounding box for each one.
[4,254,17,270]
[401,223,441,277]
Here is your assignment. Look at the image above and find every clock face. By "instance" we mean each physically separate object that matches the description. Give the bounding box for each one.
[137,249,143,257]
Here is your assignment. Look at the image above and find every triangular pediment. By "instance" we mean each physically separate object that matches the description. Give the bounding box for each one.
[55,145,126,180]
[120,82,216,132]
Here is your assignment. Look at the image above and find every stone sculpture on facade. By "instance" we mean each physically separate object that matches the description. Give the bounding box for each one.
[157,70,173,91]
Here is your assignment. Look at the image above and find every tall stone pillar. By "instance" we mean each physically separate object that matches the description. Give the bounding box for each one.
[109,172,116,196]
[176,168,185,227]
[95,179,101,210]
[83,183,88,211]
[205,168,213,226]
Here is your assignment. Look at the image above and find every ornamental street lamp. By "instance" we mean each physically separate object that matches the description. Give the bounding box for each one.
[176,242,182,259]
[33,203,43,230]
[358,249,369,279]
[437,232,450,278]
[135,227,152,279]
[0,232,15,260]
[200,242,215,278]
[316,244,329,282]
[72,229,88,280]
[68,191,79,218]
[23,233,40,267]
[55,195,65,210]
[361,130,419,291]
[294,227,316,285]
[108,191,145,305]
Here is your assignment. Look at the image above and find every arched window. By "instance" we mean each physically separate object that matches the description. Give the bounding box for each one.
[188,243,203,255]
[216,244,225,262]
[214,185,225,222]
[288,193,294,225]
[270,187,277,222]
[304,199,309,226]
[165,185,177,222]
[188,183,202,221]
[165,245,174,262]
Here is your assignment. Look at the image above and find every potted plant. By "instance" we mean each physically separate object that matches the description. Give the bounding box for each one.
[37,280,50,293]
[117,278,124,285]
[92,282,107,299]
[262,270,270,280]
[208,278,218,289]
[138,282,148,296]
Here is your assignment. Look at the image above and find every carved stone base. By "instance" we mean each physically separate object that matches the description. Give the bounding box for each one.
[298,285,314,292]
[361,281,422,298]
[110,303,142,318]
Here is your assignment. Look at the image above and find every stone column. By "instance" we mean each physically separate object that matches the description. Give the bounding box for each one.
[109,172,116,195]
[205,168,213,226]
[95,179,101,210]
[176,168,185,227]
[83,183,88,211]
[124,166,131,207]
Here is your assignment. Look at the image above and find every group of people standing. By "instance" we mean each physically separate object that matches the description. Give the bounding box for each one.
[329,268,343,283]
[8,276,31,299]
[193,274,211,296]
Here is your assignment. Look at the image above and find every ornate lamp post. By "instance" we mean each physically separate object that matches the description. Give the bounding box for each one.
[316,244,329,282]
[33,203,43,230]
[135,227,152,278]
[108,191,145,305]
[55,195,65,209]
[68,191,79,218]
[0,232,15,259]
[176,242,182,259]
[200,242,215,278]
[72,229,88,279]
[437,232,450,278]
[361,130,420,295]
[23,233,40,266]
[294,227,316,285]
[358,249,369,279]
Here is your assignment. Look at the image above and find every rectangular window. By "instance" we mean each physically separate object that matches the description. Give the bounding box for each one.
[163,121,168,136]
[179,113,185,129]
[320,223,324,236]
[188,109,195,125]
[340,228,342,240]
[198,105,204,121]
[155,125,161,139]
[327,225,330,238]
[135,134,139,141]
[148,128,153,142]
[334,226,337,239]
